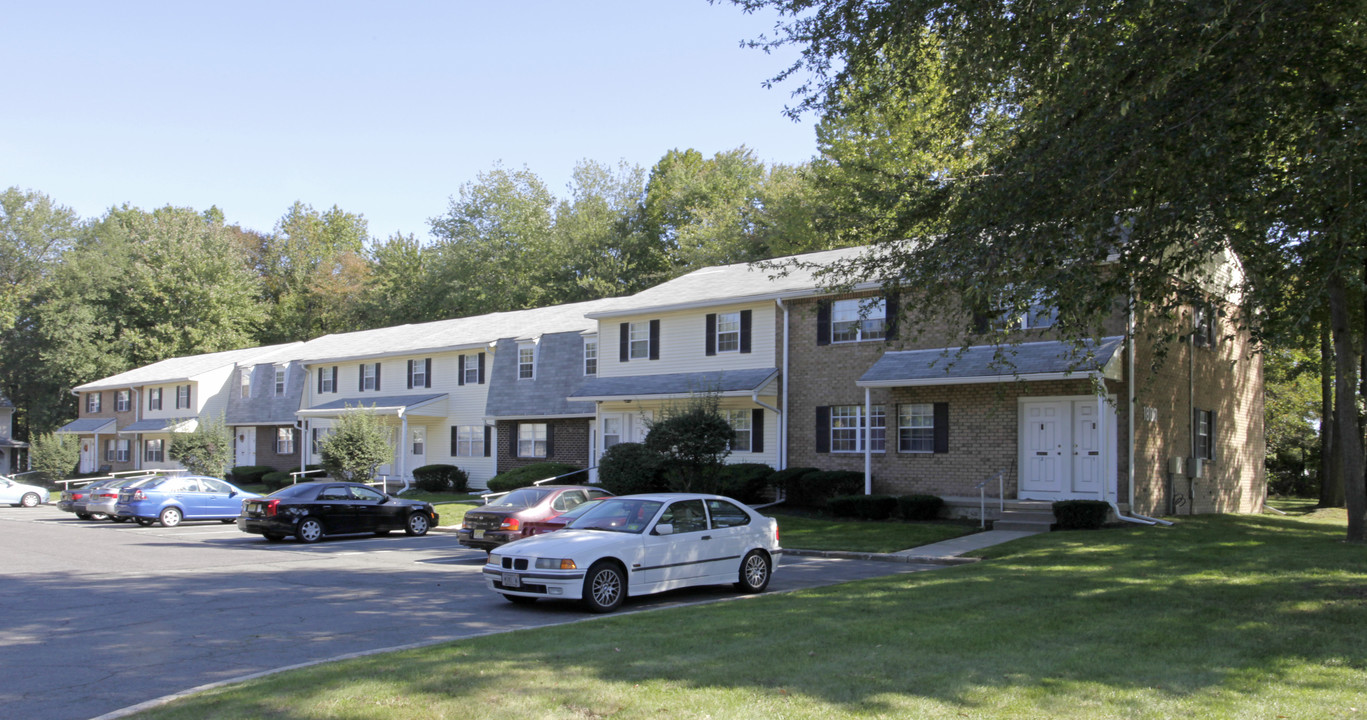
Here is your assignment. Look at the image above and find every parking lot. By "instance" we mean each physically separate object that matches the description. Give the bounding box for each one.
[1,503,935,720]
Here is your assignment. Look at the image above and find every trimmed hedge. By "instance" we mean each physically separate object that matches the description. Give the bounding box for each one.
[412,464,469,493]
[898,494,946,521]
[262,471,293,490]
[230,465,273,485]
[597,443,668,495]
[781,469,865,508]
[487,462,585,493]
[1053,499,1111,530]
[828,494,899,520]
[716,463,775,504]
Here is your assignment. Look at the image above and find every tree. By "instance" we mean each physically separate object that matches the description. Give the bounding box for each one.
[28,432,79,482]
[167,416,233,478]
[0,188,79,333]
[643,393,734,493]
[259,202,370,342]
[318,408,393,483]
[728,0,1367,541]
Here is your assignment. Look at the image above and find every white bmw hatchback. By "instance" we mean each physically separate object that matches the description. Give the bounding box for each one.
[484,493,781,612]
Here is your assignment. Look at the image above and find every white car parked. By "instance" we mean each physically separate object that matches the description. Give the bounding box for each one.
[484,493,781,612]
[1,475,49,508]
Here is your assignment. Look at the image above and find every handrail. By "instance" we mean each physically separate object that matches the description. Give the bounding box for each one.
[975,469,1007,530]
[289,469,326,485]
[54,467,184,490]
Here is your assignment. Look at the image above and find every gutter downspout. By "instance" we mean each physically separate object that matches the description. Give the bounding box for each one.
[1113,285,1171,526]
[776,298,790,470]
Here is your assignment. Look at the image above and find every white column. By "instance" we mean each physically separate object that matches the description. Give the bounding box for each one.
[863,386,873,495]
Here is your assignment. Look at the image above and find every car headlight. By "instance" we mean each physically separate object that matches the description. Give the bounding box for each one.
[534,558,577,570]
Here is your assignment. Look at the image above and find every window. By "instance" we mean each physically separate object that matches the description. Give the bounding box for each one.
[454,426,482,457]
[241,368,252,398]
[87,393,101,414]
[518,423,547,458]
[312,428,330,455]
[148,388,162,411]
[724,409,752,452]
[350,485,385,502]
[602,417,622,449]
[276,428,295,455]
[145,439,164,462]
[408,358,430,389]
[1195,409,1215,460]
[898,403,935,453]
[274,368,286,397]
[832,298,886,343]
[462,354,480,385]
[116,439,129,462]
[319,366,334,393]
[1193,304,1216,348]
[706,499,752,528]
[518,343,536,380]
[629,322,650,359]
[362,363,378,391]
[176,385,191,409]
[584,338,598,376]
[116,390,131,412]
[105,439,116,461]
[716,312,741,353]
[992,291,1057,331]
[411,427,425,455]
[831,404,885,453]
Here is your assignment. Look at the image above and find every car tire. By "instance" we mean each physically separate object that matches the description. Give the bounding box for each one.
[583,560,625,613]
[296,518,324,543]
[159,507,182,528]
[220,519,235,524]
[263,533,287,542]
[404,512,430,536]
[735,550,772,594]
[109,516,129,523]
[20,492,40,508]
[75,512,91,520]
[503,594,538,605]
[136,518,155,527]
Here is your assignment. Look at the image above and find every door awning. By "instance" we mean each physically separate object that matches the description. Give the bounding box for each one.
[56,418,116,435]
[296,393,448,418]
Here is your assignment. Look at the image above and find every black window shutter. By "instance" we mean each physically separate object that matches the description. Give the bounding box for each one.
[816,300,831,346]
[316,368,323,394]
[885,292,900,341]
[450,426,458,456]
[478,352,486,384]
[649,319,660,360]
[705,314,717,356]
[484,426,493,457]
[815,406,830,453]
[751,408,764,453]
[545,425,555,457]
[619,322,630,362]
[933,402,949,454]
[407,360,414,389]
[374,363,381,391]
[740,310,752,353]
[511,424,520,458]
[358,364,365,391]
[331,366,338,393]
[458,355,465,386]
[425,358,432,388]
[1211,410,1217,461]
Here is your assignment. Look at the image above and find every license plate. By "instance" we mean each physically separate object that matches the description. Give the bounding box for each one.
[473,530,484,539]
[502,573,521,588]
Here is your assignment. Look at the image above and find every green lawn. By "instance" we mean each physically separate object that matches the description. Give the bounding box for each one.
[130,508,1365,719]
[769,511,977,552]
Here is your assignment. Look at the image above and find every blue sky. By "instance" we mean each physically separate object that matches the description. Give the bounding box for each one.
[2,1,816,239]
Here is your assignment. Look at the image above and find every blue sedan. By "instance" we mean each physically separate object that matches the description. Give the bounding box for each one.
[115,475,261,527]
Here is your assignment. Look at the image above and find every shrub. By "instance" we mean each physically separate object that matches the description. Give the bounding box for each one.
[643,394,733,492]
[168,415,233,477]
[898,494,946,521]
[597,443,668,495]
[486,462,585,493]
[828,494,899,520]
[1053,500,1111,530]
[782,469,865,508]
[262,471,293,490]
[769,466,818,500]
[230,465,273,485]
[412,464,469,493]
[318,408,393,483]
[717,463,775,503]
[29,432,80,481]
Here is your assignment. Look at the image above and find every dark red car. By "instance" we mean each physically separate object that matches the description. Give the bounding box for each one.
[458,485,613,552]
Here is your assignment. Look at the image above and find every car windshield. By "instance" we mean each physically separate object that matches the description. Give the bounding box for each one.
[567,498,664,534]
[488,487,553,508]
[268,483,322,499]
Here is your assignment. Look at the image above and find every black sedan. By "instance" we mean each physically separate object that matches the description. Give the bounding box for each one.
[237,481,439,543]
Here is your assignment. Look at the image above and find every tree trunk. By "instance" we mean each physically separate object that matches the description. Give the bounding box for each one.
[1328,273,1365,542]
[1320,320,1343,506]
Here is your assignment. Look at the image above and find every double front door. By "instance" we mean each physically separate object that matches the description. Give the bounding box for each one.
[1019,398,1112,500]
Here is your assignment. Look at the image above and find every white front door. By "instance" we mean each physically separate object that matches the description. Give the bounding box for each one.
[1020,401,1067,494]
[80,439,96,473]
[235,427,256,467]
[1020,398,1113,500]
[1071,403,1103,494]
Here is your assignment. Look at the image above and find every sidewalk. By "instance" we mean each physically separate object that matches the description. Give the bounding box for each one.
[783,529,1039,566]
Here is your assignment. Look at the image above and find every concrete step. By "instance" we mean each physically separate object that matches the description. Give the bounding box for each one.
[993,519,1054,532]
[992,506,1056,533]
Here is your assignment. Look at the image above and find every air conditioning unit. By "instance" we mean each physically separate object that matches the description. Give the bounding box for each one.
[1187,457,1205,479]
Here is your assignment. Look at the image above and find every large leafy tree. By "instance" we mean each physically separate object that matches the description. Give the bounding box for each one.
[259,202,371,342]
[730,0,1367,540]
[0,188,80,333]
[167,416,233,478]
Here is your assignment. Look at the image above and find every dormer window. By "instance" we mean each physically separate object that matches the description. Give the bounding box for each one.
[584,338,598,376]
[518,343,536,380]
[240,368,251,399]
[274,367,287,397]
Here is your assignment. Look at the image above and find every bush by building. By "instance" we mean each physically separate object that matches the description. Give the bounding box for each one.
[597,443,668,495]
[486,462,585,493]
[412,464,469,493]
[1052,499,1111,530]
[898,494,946,521]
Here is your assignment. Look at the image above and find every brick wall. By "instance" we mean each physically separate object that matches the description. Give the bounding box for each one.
[252,425,302,473]
[496,419,591,473]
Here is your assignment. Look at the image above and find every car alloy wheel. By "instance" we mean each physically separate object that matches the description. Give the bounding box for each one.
[159,507,182,528]
[405,512,430,536]
[584,561,625,613]
[296,518,324,543]
[736,550,771,594]
[20,493,40,508]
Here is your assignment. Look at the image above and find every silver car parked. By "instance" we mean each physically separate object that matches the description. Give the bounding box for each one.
[85,475,159,523]
[0,475,49,507]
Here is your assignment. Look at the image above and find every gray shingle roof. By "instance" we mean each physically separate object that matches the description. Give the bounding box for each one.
[120,418,194,433]
[301,394,446,413]
[57,418,116,434]
[569,368,780,401]
[74,343,302,392]
[485,332,597,418]
[858,337,1126,387]
[225,361,307,426]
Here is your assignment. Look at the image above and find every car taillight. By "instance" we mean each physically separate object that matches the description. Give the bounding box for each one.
[500,518,520,531]
[73,493,85,500]
[132,490,147,501]
[264,499,279,517]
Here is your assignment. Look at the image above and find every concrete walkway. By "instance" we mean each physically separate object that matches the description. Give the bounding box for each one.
[784,529,1041,566]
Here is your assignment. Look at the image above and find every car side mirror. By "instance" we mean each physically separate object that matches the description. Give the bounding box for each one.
[653,523,674,536]
[378,496,389,504]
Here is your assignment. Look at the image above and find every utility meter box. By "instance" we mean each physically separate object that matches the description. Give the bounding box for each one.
[1187,457,1205,479]
[1167,457,1184,474]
